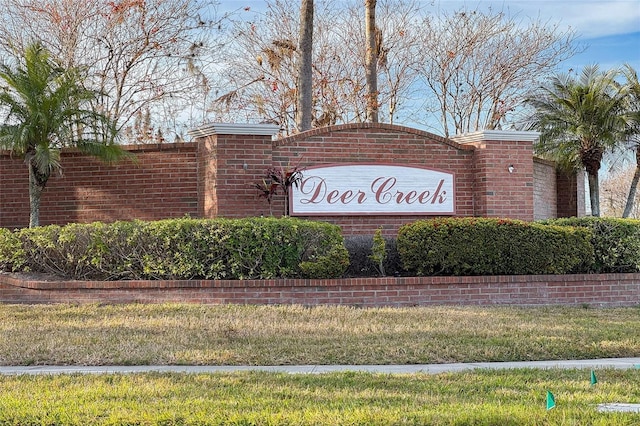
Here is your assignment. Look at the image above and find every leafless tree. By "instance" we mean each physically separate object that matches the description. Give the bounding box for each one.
[0,0,231,142]
[210,0,301,132]
[211,0,423,134]
[375,0,424,125]
[602,167,640,218]
[416,7,578,138]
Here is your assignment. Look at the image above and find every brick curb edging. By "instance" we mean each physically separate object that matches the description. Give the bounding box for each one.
[1,273,639,307]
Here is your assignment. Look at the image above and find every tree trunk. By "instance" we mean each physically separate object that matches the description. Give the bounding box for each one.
[587,171,600,217]
[581,144,604,217]
[364,0,378,123]
[622,147,640,218]
[296,0,314,132]
[28,161,46,228]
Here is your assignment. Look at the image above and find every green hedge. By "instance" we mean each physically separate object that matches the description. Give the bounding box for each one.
[0,218,349,280]
[397,217,593,276]
[0,227,23,272]
[541,217,640,273]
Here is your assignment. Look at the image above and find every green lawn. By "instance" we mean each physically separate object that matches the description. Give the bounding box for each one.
[1,303,639,425]
[0,304,638,365]
[0,369,639,425]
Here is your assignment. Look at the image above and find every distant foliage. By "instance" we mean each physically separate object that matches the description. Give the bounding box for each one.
[0,218,349,280]
[397,217,593,276]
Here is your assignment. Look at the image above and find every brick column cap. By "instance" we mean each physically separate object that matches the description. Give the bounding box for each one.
[451,130,540,144]
[188,123,281,138]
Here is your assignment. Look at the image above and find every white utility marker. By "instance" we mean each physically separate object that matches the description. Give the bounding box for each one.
[597,403,640,413]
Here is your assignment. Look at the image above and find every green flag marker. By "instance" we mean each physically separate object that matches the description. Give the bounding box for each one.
[590,370,598,386]
[546,391,556,410]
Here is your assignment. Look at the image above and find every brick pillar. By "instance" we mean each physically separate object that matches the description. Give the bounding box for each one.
[452,131,538,221]
[189,123,280,219]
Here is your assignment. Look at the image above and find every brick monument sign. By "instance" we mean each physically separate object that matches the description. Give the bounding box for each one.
[0,123,584,234]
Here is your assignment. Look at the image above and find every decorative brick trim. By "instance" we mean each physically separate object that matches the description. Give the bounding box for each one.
[274,123,474,151]
[1,273,638,307]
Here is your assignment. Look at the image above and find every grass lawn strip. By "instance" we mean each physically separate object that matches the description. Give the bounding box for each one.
[0,304,639,366]
[0,369,638,425]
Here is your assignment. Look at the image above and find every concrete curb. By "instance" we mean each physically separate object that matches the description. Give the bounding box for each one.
[1,358,639,375]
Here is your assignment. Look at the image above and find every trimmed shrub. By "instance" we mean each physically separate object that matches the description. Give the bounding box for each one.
[3,217,349,280]
[397,217,593,276]
[0,228,24,271]
[541,217,640,273]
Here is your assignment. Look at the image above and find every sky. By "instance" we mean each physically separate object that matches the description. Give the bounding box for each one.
[227,0,640,73]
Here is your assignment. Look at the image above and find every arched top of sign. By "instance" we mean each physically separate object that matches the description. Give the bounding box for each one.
[290,163,455,216]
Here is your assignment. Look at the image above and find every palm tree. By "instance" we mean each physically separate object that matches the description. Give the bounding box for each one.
[295,0,314,132]
[527,65,629,216]
[620,65,640,218]
[364,0,379,123]
[0,43,128,227]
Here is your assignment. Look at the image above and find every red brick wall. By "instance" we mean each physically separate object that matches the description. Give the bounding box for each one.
[534,158,557,220]
[0,152,30,228]
[1,143,200,229]
[451,133,535,221]
[204,133,276,218]
[1,272,637,307]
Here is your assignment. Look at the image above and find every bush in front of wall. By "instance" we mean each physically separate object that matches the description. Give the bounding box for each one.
[369,229,387,277]
[397,217,593,276]
[1,217,349,280]
[344,235,403,277]
[0,227,24,272]
[541,217,640,273]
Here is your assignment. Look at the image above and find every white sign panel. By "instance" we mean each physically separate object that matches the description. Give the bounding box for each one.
[290,164,455,215]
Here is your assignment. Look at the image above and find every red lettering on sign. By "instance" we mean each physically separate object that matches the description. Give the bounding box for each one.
[299,177,326,204]
[326,190,340,204]
[372,177,395,204]
[431,179,446,204]
[373,177,447,205]
[397,190,418,204]
[300,176,368,205]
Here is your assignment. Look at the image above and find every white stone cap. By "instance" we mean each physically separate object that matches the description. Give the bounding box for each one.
[451,130,540,144]
[188,123,281,138]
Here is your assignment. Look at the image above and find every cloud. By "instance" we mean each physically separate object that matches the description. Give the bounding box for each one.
[435,0,640,39]
[509,0,640,39]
